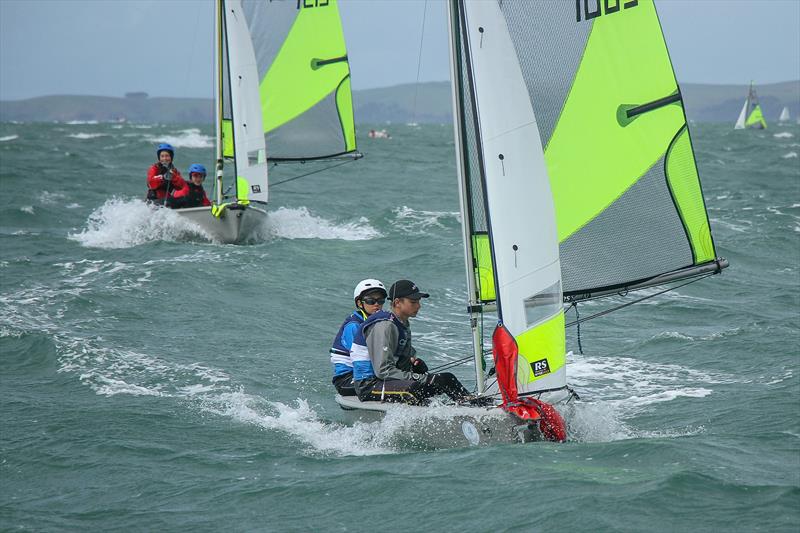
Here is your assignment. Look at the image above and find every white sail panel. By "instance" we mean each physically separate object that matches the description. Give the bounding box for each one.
[734,98,748,130]
[462,1,565,393]
[224,0,268,203]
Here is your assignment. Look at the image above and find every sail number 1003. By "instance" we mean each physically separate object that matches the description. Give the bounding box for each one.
[297,0,329,8]
[576,0,638,22]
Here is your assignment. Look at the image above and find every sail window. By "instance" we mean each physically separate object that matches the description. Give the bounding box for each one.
[523,281,562,328]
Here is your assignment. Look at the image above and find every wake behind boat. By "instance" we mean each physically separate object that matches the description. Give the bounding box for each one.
[158,0,359,244]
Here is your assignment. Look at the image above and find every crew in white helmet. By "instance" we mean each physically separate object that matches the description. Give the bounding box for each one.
[328,279,388,396]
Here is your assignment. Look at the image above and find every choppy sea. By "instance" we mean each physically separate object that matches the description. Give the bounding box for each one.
[0,120,798,531]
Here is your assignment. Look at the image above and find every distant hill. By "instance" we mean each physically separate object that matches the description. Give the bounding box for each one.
[0,93,212,123]
[1,81,798,124]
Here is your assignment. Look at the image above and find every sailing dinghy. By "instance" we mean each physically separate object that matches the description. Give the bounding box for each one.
[337,0,728,446]
[778,106,790,123]
[734,82,768,130]
[176,0,359,244]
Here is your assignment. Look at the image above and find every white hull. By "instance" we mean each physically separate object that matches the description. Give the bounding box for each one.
[176,204,267,244]
[334,394,546,445]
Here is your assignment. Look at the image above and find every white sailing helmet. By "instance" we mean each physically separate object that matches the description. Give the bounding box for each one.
[353,279,387,302]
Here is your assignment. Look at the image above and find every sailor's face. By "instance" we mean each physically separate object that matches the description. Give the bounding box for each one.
[397,297,421,318]
[190,173,205,185]
[159,151,172,165]
[359,291,386,316]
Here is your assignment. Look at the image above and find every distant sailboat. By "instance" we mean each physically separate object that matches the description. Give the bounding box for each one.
[779,106,790,123]
[734,82,767,130]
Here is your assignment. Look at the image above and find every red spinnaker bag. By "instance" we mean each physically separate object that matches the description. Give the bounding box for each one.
[492,323,567,442]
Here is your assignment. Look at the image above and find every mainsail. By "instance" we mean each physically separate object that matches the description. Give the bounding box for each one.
[779,106,790,123]
[734,82,767,130]
[448,0,727,396]
[217,0,359,204]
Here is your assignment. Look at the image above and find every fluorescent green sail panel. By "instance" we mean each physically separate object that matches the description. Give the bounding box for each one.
[236,175,250,203]
[546,1,684,242]
[514,311,565,386]
[666,127,715,263]
[746,105,767,129]
[471,234,496,302]
[260,0,351,134]
[335,75,356,152]
[222,119,234,159]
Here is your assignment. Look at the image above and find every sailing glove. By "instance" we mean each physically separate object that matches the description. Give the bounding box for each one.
[412,359,428,373]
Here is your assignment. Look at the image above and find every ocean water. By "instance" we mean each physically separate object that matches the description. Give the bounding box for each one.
[0,120,798,531]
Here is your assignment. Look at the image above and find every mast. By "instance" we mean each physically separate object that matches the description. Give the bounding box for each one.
[214,0,223,205]
[447,0,485,394]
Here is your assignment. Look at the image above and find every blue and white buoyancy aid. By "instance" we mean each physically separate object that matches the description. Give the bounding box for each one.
[329,310,367,377]
[350,310,407,381]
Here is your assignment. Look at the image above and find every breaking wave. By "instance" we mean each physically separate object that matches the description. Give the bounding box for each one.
[266,206,380,240]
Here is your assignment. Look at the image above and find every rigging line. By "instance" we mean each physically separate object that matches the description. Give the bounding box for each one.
[410,0,428,126]
[427,354,474,373]
[268,159,356,189]
[564,274,715,328]
[572,303,584,355]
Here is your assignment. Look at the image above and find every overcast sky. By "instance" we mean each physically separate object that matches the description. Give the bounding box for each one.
[1,0,798,101]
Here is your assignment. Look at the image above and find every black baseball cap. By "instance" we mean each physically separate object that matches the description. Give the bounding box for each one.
[388,279,430,300]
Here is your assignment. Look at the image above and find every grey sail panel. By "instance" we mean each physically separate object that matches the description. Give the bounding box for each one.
[499,1,592,149]
[265,89,349,160]
[559,157,694,294]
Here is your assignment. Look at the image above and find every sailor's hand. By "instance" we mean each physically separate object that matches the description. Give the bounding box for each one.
[411,358,428,373]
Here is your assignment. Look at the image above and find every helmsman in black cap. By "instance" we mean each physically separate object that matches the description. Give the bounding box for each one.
[349,279,478,405]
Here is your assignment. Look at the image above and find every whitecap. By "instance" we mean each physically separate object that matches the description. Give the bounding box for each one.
[0,134,18,142]
[65,120,98,125]
[20,206,34,214]
[40,191,66,205]
[392,205,460,234]
[68,133,108,140]
[709,217,749,233]
[265,206,380,240]
[782,152,798,159]
[773,132,794,139]
[145,128,213,148]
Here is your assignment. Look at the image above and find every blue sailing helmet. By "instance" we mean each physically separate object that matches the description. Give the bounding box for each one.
[188,163,207,179]
[156,143,174,159]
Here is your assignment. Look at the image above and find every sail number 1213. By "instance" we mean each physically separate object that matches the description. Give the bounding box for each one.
[297,0,329,9]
